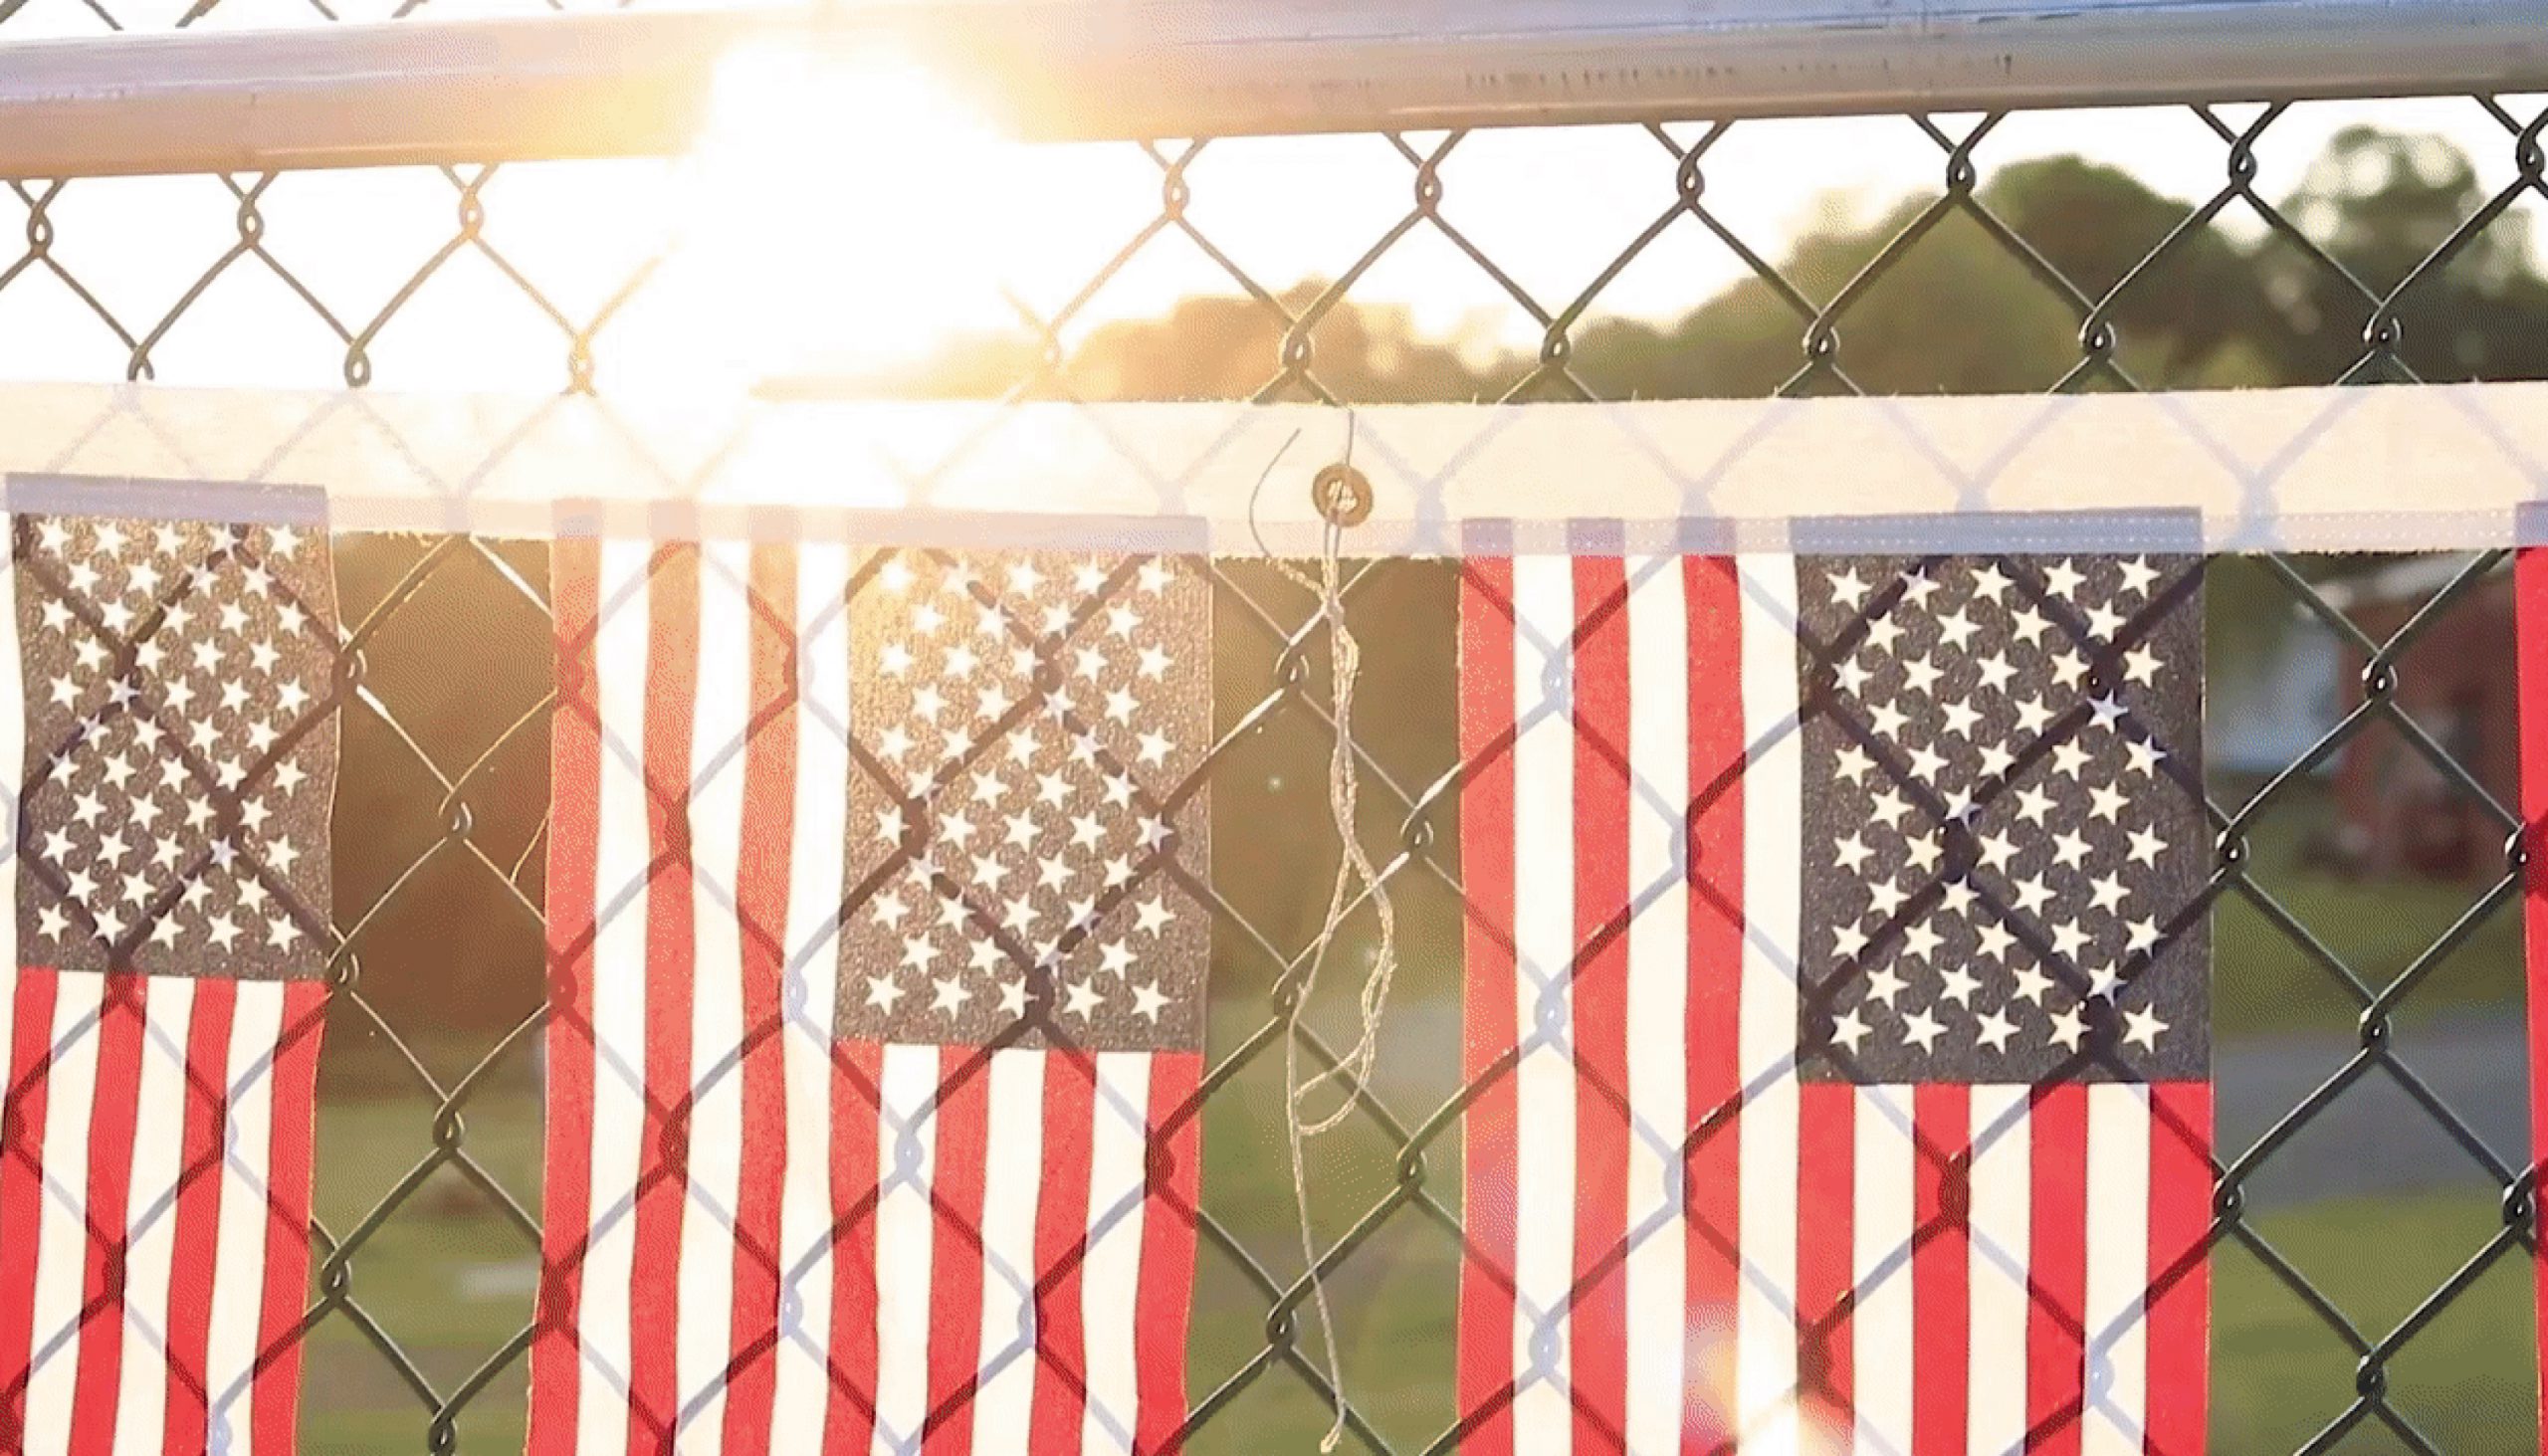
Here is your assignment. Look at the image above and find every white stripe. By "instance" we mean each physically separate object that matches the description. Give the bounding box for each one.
[674,541,751,1453]
[871,1044,940,1455]
[1850,1086,1916,1456]
[577,535,654,1456]
[1621,555,1689,1456]
[112,976,197,1456]
[1081,1052,1151,1456]
[1508,554,1576,1448]
[1966,1086,2032,1456]
[204,978,285,1456]
[2081,1084,2152,1456]
[20,970,106,1456]
[972,1048,1046,1453]
[1735,555,1802,1452]
[771,541,850,1438]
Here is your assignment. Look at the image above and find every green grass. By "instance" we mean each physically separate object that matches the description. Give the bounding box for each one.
[301,1069,2544,1453]
[2213,779,2522,1037]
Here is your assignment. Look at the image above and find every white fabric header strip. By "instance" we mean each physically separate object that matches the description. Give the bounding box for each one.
[0,379,2541,553]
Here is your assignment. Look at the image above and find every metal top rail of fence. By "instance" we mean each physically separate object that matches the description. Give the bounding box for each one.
[6,2,2548,1454]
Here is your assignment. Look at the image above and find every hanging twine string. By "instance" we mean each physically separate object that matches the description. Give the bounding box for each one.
[1252,421,1400,1451]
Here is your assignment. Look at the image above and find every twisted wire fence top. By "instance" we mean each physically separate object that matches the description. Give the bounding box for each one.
[2,3,2547,1448]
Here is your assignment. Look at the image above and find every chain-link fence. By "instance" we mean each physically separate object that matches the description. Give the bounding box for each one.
[3,6,2548,1451]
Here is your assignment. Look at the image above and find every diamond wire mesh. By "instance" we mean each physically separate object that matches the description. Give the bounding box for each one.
[1,13,2546,1449]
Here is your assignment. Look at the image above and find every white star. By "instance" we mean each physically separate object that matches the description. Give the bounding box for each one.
[865,974,906,1012]
[206,913,241,950]
[2088,695,2129,730]
[1131,980,1170,1022]
[2085,603,2127,641]
[2014,695,2054,735]
[1869,792,1911,831]
[2050,921,2092,962]
[2124,1007,2168,1052]
[1138,559,1173,594]
[1976,831,2017,874]
[2123,645,2163,686]
[2011,607,2052,647]
[1863,616,1904,656]
[2051,831,2091,871]
[2125,737,2167,776]
[1976,655,2017,694]
[1978,922,2017,962]
[1137,731,1172,766]
[931,976,972,1014]
[2090,783,2129,822]
[1938,965,1981,1007]
[1827,568,1871,608]
[1902,921,1943,962]
[997,978,1029,1018]
[2015,786,2056,824]
[1935,608,1980,650]
[2011,878,2053,916]
[2089,875,2128,915]
[1868,881,1909,919]
[2047,1005,2086,1051]
[1868,702,1909,740]
[1902,658,1943,697]
[2117,556,2159,596]
[1970,563,2014,604]
[1906,743,1949,784]
[1898,570,1942,608]
[1941,699,1983,740]
[2126,918,2163,954]
[1900,1007,1946,1053]
[1835,658,1875,697]
[1005,560,1044,594]
[1863,964,1906,1007]
[1829,1007,1870,1053]
[2051,739,2092,780]
[1833,834,1873,873]
[1065,980,1106,1020]
[1977,742,2016,780]
[2012,962,2053,1004]
[1135,899,1174,936]
[1975,1008,2018,1054]
[1834,746,1874,785]
[1832,923,1870,960]
[2041,559,2086,599]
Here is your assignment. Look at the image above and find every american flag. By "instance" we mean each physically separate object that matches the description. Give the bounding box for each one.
[0,479,335,1456]
[532,536,1208,1456]
[1457,549,2213,1455]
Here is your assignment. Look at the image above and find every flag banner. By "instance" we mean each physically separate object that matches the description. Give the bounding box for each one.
[1456,550,2214,1454]
[2,382,2546,553]
[0,478,336,1456]
[2522,547,2548,1456]
[531,536,1210,1456]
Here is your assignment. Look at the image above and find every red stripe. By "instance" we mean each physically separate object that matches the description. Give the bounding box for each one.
[629,543,702,1456]
[1796,1082,1855,1454]
[1911,1083,1971,1456]
[530,532,603,1455]
[2024,1082,2088,1456]
[161,975,236,1452]
[723,544,798,1456]
[2142,1082,2212,1456]
[1134,1051,1202,1456]
[826,1042,883,1452]
[65,977,146,1456]
[0,970,60,1449]
[1455,557,1519,1456]
[2519,544,2548,1456]
[1683,554,1745,1455]
[923,1047,990,1456]
[253,979,327,1453]
[1570,557,1631,1452]
[1026,1052,1098,1453]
